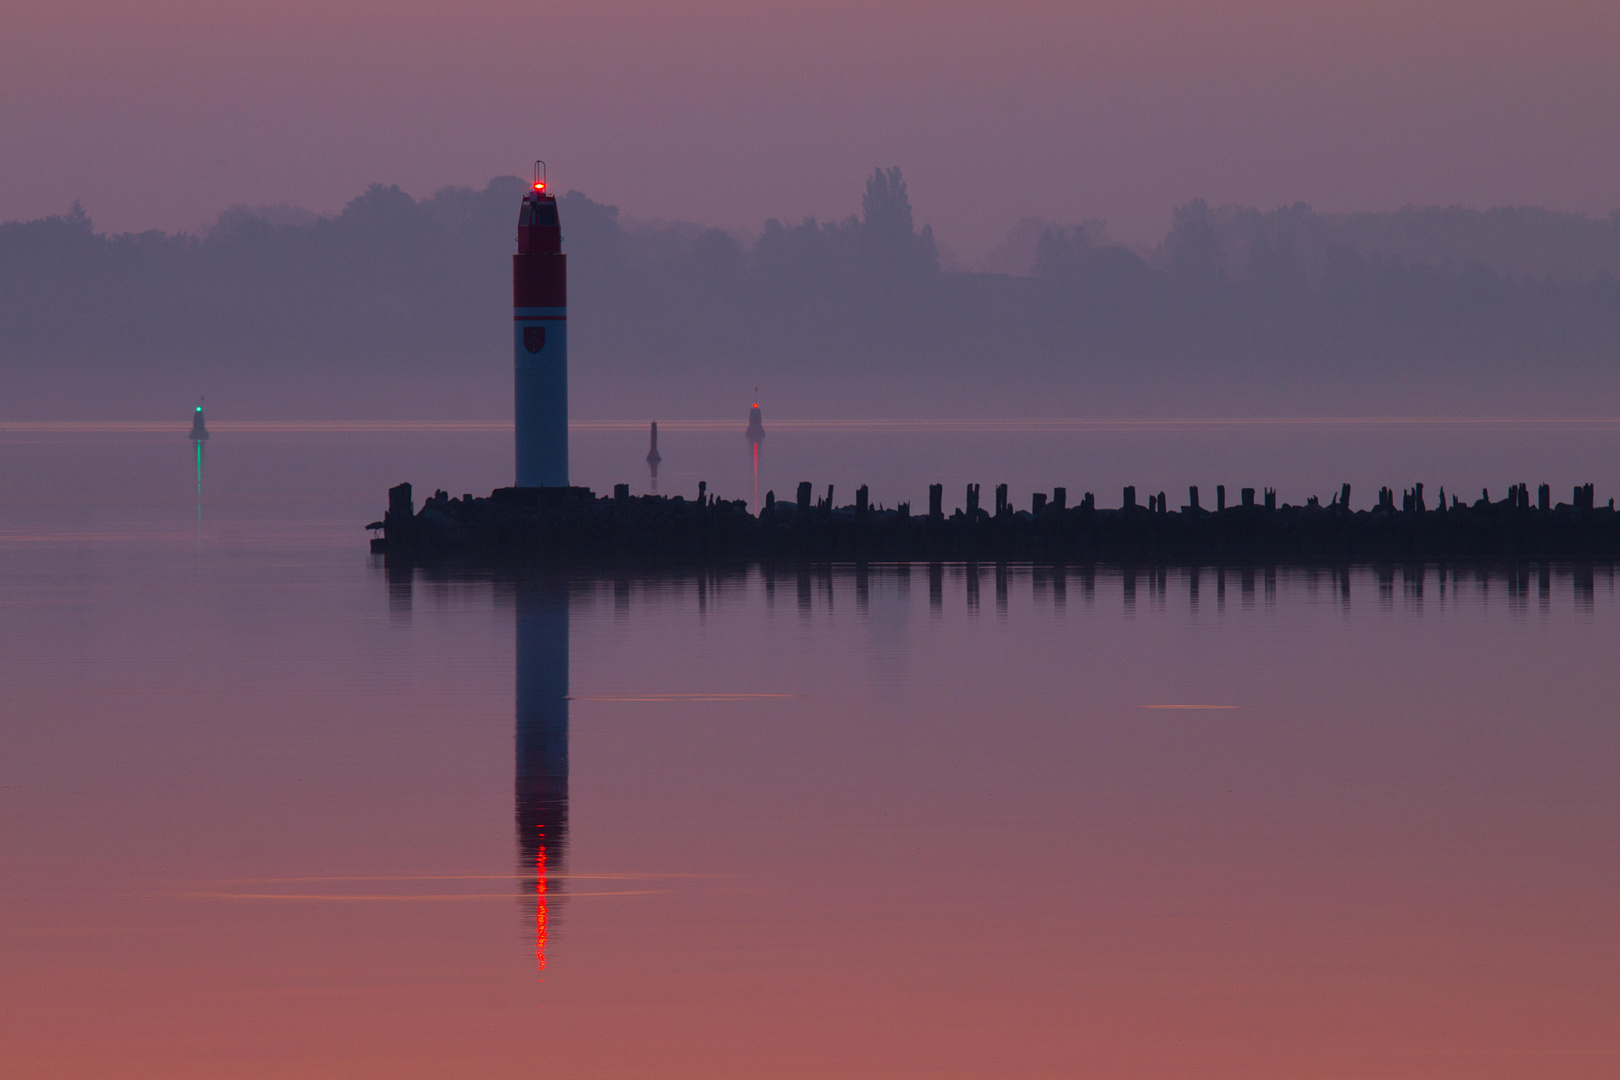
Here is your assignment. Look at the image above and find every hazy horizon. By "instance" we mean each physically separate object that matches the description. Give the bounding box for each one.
[6,169,1620,422]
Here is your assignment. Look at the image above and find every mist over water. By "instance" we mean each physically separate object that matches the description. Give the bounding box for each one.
[2,427,1618,1078]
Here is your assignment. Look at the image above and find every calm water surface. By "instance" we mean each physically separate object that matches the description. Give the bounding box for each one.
[2,425,1618,1079]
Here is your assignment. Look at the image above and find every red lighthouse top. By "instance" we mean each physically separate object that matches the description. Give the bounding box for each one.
[518,160,561,255]
[518,190,560,255]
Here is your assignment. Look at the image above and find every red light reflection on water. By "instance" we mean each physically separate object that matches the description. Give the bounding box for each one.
[535,829,548,975]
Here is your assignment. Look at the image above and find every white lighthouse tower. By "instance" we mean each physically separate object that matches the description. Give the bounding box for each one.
[513,162,568,487]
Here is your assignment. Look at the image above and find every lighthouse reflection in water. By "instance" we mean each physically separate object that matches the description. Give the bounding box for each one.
[515,580,569,974]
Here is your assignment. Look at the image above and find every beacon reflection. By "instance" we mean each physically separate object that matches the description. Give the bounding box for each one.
[515,580,569,973]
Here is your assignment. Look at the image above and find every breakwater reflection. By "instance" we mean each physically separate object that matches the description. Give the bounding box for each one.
[378,557,1617,995]
[498,560,1614,616]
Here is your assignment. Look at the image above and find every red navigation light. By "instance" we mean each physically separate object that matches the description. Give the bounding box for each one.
[533,181,545,191]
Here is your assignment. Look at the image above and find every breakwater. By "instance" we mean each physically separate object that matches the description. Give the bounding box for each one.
[372,479,1620,564]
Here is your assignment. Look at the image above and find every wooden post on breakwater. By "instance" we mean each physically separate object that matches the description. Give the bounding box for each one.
[387,482,413,530]
[797,481,812,512]
[966,483,981,518]
[1123,485,1136,510]
[1053,487,1067,512]
[1264,488,1276,511]
[995,484,1009,517]
[1188,486,1199,511]
[1217,485,1226,511]
[929,484,943,521]
[1032,492,1047,515]
[1539,483,1551,511]
[1242,487,1255,508]
[856,485,869,517]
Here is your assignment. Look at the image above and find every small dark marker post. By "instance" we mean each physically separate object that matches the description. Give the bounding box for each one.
[1158,491,1168,515]
[995,484,1009,516]
[1032,492,1047,515]
[1264,487,1275,511]
[613,483,629,502]
[797,481,812,511]
[1123,485,1136,510]
[1242,487,1255,508]
[929,484,943,520]
[1217,485,1226,511]
[856,485,869,516]
[1052,487,1066,512]
[1189,486,1199,511]
[966,483,980,518]
[1539,483,1551,511]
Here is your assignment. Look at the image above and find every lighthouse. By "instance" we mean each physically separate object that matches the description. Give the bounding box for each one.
[514,162,568,487]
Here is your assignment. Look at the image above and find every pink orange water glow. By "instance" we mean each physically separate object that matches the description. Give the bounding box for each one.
[2,428,1619,1078]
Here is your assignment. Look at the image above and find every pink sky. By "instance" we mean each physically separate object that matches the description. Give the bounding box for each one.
[4,0,1618,256]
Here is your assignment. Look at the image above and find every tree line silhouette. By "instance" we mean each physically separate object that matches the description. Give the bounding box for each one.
[3,168,1618,416]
